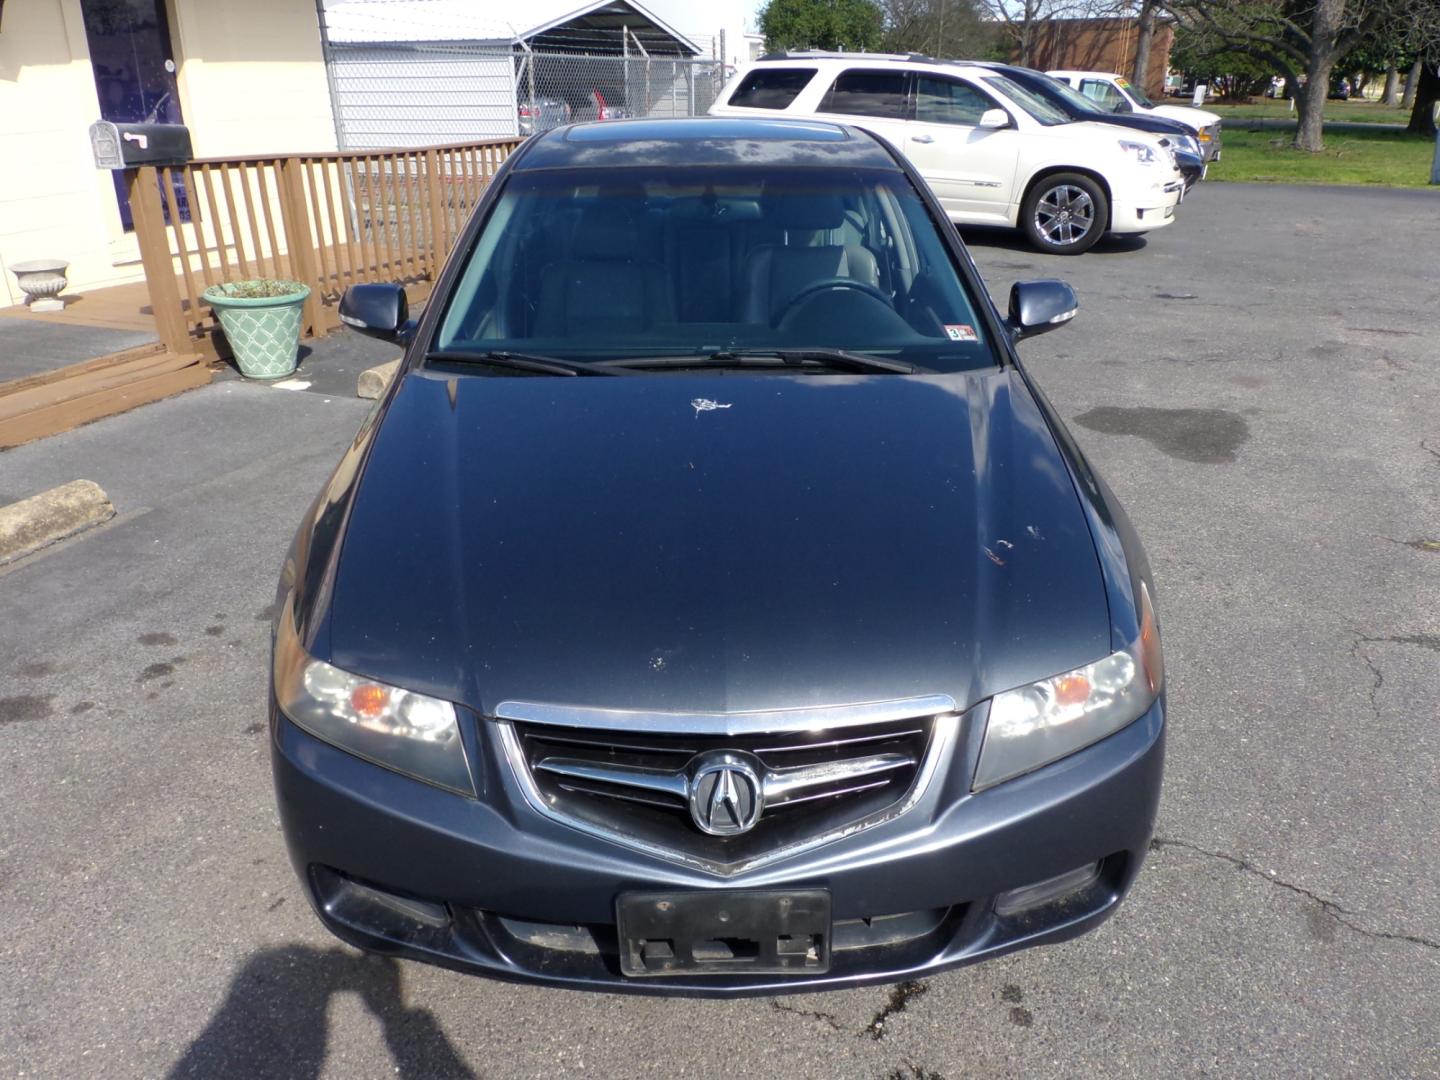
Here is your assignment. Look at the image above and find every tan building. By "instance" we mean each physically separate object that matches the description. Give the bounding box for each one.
[1024,18,1175,100]
[0,0,337,308]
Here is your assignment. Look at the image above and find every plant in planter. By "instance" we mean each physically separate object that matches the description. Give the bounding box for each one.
[203,278,311,380]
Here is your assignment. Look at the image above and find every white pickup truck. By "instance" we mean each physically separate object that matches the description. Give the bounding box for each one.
[1047,71,1222,161]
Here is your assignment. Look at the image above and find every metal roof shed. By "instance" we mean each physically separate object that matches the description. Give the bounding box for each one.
[321,0,705,148]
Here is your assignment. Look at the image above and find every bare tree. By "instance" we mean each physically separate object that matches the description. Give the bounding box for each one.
[879,0,999,56]
[971,0,1119,65]
[1165,0,1385,151]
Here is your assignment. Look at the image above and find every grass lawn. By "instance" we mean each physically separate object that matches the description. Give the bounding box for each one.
[1208,99,1413,125]
[1208,126,1437,186]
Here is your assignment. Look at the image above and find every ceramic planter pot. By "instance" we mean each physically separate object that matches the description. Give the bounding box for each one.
[204,280,311,380]
[11,259,70,312]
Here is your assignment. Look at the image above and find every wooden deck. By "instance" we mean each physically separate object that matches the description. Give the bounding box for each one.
[4,279,161,338]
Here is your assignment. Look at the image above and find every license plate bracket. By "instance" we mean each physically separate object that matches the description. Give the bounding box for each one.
[617,889,831,977]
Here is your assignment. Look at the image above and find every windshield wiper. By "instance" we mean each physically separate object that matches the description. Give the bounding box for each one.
[425,349,619,377]
[602,348,919,375]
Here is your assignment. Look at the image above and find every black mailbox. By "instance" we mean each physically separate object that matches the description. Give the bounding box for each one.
[89,121,192,169]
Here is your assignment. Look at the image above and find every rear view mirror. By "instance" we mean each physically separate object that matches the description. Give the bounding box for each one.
[978,108,1011,129]
[339,283,411,344]
[1007,280,1078,341]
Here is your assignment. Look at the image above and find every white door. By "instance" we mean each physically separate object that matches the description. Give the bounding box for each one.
[902,75,1021,223]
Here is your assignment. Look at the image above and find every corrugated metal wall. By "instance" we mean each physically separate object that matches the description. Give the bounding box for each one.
[327,44,519,149]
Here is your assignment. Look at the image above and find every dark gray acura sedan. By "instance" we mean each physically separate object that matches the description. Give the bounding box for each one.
[271,117,1165,996]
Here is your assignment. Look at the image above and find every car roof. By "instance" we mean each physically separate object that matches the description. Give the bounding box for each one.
[1048,70,1120,79]
[746,53,1001,79]
[515,117,902,171]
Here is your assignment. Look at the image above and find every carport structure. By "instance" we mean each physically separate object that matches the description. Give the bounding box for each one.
[320,0,707,149]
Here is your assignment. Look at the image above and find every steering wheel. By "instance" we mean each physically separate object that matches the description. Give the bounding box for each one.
[774,277,892,326]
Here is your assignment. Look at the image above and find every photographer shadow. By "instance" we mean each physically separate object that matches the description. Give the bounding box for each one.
[168,944,475,1079]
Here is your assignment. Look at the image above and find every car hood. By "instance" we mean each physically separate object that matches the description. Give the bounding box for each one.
[1148,104,1221,128]
[1083,113,1192,139]
[1049,120,1168,150]
[324,369,1110,718]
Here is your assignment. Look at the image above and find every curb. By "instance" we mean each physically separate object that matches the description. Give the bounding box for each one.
[357,358,401,400]
[0,480,116,565]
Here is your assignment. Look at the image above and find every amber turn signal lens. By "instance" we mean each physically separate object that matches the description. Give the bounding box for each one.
[350,683,389,718]
[1054,675,1091,706]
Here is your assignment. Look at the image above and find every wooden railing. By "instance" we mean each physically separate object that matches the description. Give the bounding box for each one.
[127,138,523,358]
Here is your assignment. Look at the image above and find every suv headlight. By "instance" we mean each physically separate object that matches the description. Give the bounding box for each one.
[1118,138,1162,165]
[974,582,1163,791]
[273,603,474,795]
[1174,133,1201,156]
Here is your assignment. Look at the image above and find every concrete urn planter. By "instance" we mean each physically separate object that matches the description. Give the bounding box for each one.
[11,260,70,312]
[203,279,311,381]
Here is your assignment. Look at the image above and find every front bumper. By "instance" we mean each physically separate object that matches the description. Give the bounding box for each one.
[271,698,1165,996]
[1109,176,1185,234]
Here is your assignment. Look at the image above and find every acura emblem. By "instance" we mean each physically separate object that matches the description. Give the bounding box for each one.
[687,751,764,836]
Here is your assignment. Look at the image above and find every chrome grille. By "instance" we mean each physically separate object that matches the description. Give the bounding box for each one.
[496,696,957,875]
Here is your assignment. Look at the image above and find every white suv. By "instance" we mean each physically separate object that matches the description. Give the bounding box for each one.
[1047,71,1222,161]
[709,53,1185,255]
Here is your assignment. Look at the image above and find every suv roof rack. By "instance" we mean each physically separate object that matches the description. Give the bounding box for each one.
[756,50,939,64]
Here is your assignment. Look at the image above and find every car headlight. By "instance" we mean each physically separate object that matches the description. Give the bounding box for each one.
[1118,139,1161,165]
[273,602,474,795]
[973,582,1163,791]
[1176,133,1201,156]
[1196,126,1214,144]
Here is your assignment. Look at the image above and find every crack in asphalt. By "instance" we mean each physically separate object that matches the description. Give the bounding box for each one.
[1349,638,1385,719]
[882,1060,947,1080]
[1422,438,1440,465]
[1373,632,1440,654]
[1151,837,1440,952]
[770,999,847,1034]
[1380,535,1440,553]
[866,980,929,1040]
[1350,632,1440,719]
[771,980,934,1043]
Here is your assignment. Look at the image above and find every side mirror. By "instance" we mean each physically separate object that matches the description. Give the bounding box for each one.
[339,283,411,344]
[1113,98,1133,114]
[1007,279,1078,341]
[978,108,1011,129]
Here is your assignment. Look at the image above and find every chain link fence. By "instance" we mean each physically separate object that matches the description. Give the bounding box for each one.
[324,38,730,151]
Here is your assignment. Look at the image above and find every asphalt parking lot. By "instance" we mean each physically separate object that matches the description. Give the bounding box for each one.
[2,182,1437,1079]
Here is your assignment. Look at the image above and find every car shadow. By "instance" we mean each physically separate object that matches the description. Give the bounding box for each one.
[958,225,1150,257]
[167,945,475,1079]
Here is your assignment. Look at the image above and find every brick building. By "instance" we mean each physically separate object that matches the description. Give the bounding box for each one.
[1023,17,1175,99]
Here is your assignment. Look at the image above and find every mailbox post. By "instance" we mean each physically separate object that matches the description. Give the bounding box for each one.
[90,121,194,356]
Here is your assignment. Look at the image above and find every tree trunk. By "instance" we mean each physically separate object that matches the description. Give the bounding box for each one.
[1294,0,1347,152]
[1131,0,1156,90]
[1382,64,1400,106]
[1295,78,1328,150]
[1402,58,1423,109]
[1407,60,1439,136]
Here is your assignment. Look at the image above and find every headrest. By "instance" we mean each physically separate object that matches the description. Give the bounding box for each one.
[571,205,639,259]
[769,193,846,231]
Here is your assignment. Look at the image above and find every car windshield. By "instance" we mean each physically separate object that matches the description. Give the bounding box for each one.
[979,75,1071,126]
[431,165,996,373]
[1116,77,1157,109]
[1033,72,1107,115]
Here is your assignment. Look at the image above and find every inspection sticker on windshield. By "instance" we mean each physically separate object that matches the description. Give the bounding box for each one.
[944,324,977,342]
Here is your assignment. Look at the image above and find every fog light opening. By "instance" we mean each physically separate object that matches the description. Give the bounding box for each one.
[993,862,1102,917]
[325,872,451,931]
